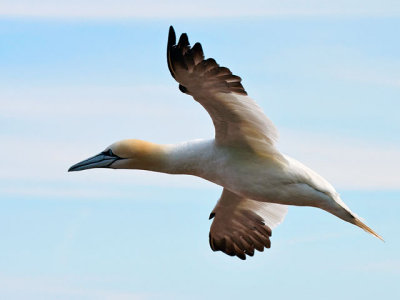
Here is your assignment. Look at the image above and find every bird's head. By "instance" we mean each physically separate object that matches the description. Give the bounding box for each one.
[68,139,166,172]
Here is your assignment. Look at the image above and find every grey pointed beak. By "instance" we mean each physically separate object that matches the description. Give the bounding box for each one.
[68,150,121,172]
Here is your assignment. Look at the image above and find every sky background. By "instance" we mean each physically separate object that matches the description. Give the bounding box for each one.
[1,1,399,299]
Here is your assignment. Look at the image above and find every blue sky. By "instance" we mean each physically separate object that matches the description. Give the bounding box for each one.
[1,1,400,299]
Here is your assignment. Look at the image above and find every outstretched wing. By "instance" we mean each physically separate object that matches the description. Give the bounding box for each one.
[209,189,288,260]
[167,26,279,157]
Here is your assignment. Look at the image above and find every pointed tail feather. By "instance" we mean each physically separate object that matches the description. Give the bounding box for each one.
[353,218,384,241]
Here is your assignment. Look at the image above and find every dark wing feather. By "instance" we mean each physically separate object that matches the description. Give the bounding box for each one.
[167,26,247,96]
[209,189,287,260]
[167,26,279,156]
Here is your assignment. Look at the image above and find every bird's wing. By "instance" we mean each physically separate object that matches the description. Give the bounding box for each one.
[167,26,279,156]
[209,189,288,260]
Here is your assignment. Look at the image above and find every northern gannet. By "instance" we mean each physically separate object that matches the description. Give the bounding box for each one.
[69,26,382,260]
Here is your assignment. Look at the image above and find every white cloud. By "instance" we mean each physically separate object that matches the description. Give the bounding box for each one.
[0,85,212,142]
[0,84,215,197]
[1,0,400,18]
[335,69,400,87]
[0,85,186,119]
[326,51,400,87]
[264,44,400,89]
[0,274,149,300]
[0,136,214,193]
[278,129,400,190]
[1,128,399,202]
[1,85,399,200]
[357,260,400,273]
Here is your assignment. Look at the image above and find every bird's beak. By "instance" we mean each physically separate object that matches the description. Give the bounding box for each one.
[68,151,122,172]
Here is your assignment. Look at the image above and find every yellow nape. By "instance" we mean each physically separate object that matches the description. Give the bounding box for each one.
[108,139,168,171]
[109,139,163,159]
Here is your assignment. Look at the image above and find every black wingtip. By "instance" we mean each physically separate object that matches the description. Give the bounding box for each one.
[168,26,176,48]
[179,84,188,94]
[178,33,189,48]
[167,26,177,78]
[238,254,246,260]
[192,42,204,55]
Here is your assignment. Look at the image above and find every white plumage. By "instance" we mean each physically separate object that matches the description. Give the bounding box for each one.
[69,26,382,260]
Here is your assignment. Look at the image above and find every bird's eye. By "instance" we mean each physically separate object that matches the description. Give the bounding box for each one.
[103,149,114,156]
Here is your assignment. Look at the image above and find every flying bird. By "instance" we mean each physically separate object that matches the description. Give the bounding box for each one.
[69,26,382,260]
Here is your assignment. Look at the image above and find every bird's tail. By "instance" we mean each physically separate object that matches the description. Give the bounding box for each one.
[353,218,384,241]
[330,194,384,241]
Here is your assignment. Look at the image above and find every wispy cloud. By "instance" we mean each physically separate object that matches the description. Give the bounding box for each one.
[345,260,400,273]
[1,0,400,18]
[0,136,214,196]
[1,128,399,201]
[279,130,400,190]
[0,274,149,300]
[335,69,400,87]
[265,44,400,89]
[0,85,212,142]
[1,83,399,200]
[326,50,400,87]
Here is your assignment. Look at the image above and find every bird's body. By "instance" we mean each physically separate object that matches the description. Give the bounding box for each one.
[69,26,382,260]
[112,138,351,220]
